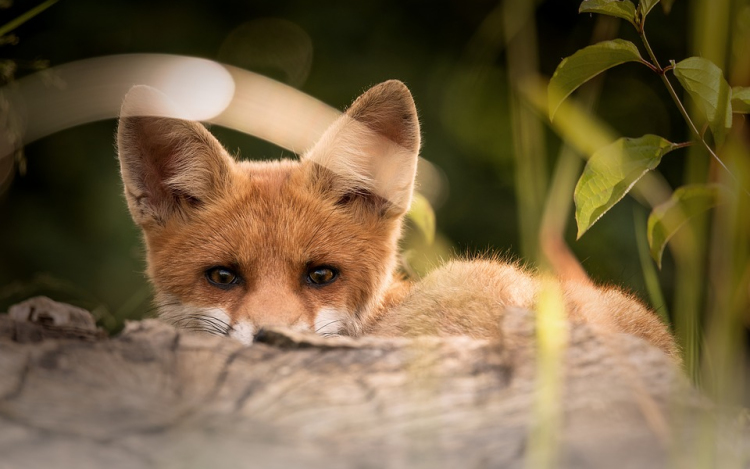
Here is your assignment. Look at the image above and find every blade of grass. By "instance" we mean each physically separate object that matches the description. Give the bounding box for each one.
[539,15,618,282]
[633,208,670,325]
[503,0,548,264]
[526,276,568,469]
[0,0,59,38]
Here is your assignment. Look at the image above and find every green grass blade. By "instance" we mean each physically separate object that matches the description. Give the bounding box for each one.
[633,209,670,325]
[0,0,59,38]
[406,192,436,245]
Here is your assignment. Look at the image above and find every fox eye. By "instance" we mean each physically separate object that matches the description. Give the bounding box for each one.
[206,266,239,288]
[306,266,338,286]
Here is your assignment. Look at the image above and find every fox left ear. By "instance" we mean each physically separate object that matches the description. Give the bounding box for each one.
[117,86,233,228]
[303,80,420,216]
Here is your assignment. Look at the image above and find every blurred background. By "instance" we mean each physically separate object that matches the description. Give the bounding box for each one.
[0,0,748,389]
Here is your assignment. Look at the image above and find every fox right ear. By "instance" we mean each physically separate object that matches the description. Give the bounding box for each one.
[303,80,420,217]
[117,86,233,228]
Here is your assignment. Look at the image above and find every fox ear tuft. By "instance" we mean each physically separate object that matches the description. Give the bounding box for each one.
[117,86,232,228]
[345,80,420,155]
[304,80,420,216]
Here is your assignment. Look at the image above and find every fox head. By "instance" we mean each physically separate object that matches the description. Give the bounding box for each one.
[117,80,420,344]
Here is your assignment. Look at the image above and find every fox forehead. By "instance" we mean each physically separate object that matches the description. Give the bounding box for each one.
[146,157,396,290]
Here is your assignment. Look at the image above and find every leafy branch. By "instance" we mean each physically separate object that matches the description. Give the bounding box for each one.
[549,0,750,266]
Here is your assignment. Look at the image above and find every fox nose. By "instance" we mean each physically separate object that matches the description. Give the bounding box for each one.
[228,317,307,346]
[252,326,269,344]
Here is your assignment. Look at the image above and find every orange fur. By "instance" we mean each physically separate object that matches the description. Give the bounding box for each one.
[117,80,680,361]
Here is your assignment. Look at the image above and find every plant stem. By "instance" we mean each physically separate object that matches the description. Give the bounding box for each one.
[638,31,735,178]
[674,141,695,150]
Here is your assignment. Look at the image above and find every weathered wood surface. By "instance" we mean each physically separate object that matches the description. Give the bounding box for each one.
[0,298,748,469]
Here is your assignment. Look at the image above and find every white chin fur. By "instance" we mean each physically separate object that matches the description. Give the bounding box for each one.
[314,307,347,336]
[228,320,256,345]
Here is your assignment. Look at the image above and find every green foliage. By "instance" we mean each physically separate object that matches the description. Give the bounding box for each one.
[574,135,677,238]
[732,87,750,114]
[633,209,670,325]
[548,39,644,120]
[406,192,436,245]
[578,0,636,27]
[637,0,661,20]
[552,0,744,266]
[672,57,732,145]
[647,184,726,268]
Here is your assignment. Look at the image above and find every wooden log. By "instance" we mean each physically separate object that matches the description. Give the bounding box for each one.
[0,298,747,468]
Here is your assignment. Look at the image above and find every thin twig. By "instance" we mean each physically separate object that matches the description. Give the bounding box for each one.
[638,30,739,186]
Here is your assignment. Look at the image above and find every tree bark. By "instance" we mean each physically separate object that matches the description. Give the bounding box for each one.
[0,298,747,469]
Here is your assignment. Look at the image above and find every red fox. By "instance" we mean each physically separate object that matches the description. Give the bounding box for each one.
[117,80,679,361]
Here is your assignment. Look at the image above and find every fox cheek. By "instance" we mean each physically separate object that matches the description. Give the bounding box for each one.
[313,307,348,336]
[156,295,233,338]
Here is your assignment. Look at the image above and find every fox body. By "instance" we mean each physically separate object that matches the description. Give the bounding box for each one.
[117,80,679,360]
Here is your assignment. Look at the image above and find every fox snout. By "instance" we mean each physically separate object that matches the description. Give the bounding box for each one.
[156,281,351,345]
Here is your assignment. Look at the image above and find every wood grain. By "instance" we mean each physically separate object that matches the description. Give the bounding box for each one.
[0,300,747,469]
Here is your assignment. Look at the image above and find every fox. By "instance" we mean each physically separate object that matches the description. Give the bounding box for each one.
[116,80,680,361]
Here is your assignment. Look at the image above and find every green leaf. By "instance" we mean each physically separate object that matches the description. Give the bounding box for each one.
[549,39,644,120]
[732,86,750,114]
[661,0,676,14]
[575,135,678,238]
[673,57,732,145]
[638,0,660,18]
[579,0,637,25]
[406,192,435,245]
[647,184,727,268]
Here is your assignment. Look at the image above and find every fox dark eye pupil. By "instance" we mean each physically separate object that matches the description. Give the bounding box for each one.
[206,267,238,287]
[307,266,338,285]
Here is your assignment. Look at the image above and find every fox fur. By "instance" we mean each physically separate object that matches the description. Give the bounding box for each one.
[117,80,680,361]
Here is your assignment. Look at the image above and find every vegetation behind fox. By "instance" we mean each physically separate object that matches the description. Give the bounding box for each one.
[116,80,679,361]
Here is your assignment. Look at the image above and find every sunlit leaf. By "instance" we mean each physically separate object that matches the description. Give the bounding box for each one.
[673,57,732,145]
[575,135,678,238]
[406,192,435,245]
[732,86,750,114]
[638,0,660,18]
[661,0,676,13]
[579,0,637,26]
[647,184,727,268]
[549,39,644,120]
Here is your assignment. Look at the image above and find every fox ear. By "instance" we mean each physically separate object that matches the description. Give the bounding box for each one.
[304,80,420,216]
[117,86,232,228]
